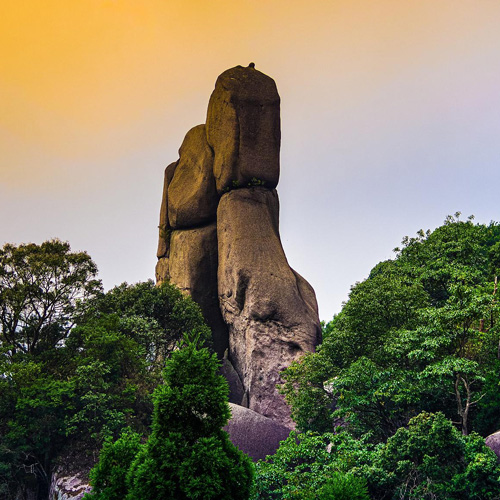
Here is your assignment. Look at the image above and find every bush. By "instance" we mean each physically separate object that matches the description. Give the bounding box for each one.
[254,430,374,499]
[365,412,500,499]
[84,429,142,500]
[316,472,370,500]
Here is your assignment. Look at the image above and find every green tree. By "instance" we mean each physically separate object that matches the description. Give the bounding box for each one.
[0,240,101,496]
[316,473,370,500]
[254,412,500,500]
[254,430,373,499]
[365,412,500,499]
[281,216,500,438]
[88,280,211,372]
[0,239,102,358]
[85,429,142,500]
[0,240,213,497]
[87,334,254,500]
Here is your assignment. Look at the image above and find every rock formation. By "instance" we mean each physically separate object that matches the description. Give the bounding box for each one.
[485,430,500,459]
[156,64,321,428]
[223,403,291,461]
[49,469,91,500]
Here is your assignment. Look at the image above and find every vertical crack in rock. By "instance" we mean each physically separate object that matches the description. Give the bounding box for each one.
[235,272,249,313]
[156,64,321,428]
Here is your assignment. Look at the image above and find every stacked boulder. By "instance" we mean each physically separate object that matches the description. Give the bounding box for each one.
[156,65,321,429]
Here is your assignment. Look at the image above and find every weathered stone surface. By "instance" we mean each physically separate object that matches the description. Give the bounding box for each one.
[157,162,177,258]
[485,430,500,459]
[169,223,228,356]
[155,256,169,285]
[168,125,218,229]
[206,65,280,194]
[49,468,91,500]
[156,65,320,428]
[224,403,291,461]
[217,187,321,426]
[292,269,320,319]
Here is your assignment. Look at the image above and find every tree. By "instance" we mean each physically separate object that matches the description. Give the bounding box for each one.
[0,240,214,498]
[281,216,500,438]
[365,412,500,499]
[85,429,142,500]
[254,412,500,500]
[89,280,211,371]
[0,239,102,358]
[254,430,373,499]
[86,334,254,500]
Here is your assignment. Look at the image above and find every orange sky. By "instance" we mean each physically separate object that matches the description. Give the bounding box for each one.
[2,1,500,318]
[3,0,498,181]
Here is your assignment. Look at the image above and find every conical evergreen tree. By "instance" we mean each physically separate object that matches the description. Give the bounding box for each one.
[126,336,254,499]
[87,334,254,500]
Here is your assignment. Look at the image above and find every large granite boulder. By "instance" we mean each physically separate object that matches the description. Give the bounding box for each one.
[206,65,281,194]
[168,223,228,356]
[168,125,218,229]
[224,403,291,461]
[485,430,500,460]
[217,187,321,426]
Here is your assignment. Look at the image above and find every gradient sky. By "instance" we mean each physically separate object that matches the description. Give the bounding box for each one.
[1,0,500,321]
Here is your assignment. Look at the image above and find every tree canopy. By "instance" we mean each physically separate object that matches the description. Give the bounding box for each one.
[281,215,500,438]
[0,239,101,358]
[85,334,254,500]
[0,240,213,498]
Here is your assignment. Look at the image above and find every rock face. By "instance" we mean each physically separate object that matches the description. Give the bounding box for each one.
[156,64,321,428]
[168,223,228,356]
[485,430,500,459]
[157,161,177,259]
[168,125,218,229]
[206,65,281,194]
[224,403,291,461]
[217,187,320,425]
[48,468,91,500]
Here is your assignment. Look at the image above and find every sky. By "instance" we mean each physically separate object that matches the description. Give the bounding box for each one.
[1,0,500,322]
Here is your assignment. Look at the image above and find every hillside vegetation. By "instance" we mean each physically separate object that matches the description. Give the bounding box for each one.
[275,214,500,498]
[2,215,500,499]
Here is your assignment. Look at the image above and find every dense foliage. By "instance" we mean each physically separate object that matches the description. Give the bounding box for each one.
[254,430,373,499]
[0,240,210,499]
[281,215,500,440]
[0,239,102,358]
[3,215,500,500]
[85,335,254,500]
[254,412,500,499]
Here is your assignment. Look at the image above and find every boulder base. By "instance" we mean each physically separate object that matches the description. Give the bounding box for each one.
[224,403,291,461]
[49,469,91,500]
[485,430,500,459]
